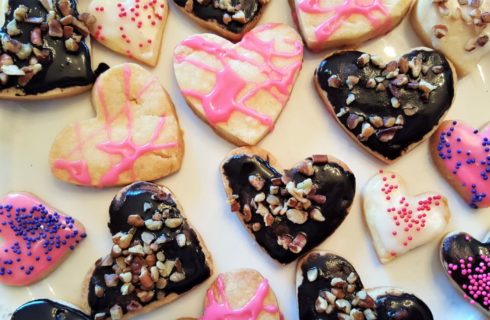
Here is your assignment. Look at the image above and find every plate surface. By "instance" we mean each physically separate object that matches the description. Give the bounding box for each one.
[0,1,489,319]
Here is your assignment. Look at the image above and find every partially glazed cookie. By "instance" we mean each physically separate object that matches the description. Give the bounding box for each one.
[315,48,456,162]
[221,147,356,264]
[88,0,168,66]
[441,231,490,316]
[49,63,184,188]
[290,0,413,52]
[0,0,97,99]
[174,23,303,146]
[11,299,90,320]
[82,182,213,320]
[297,252,434,319]
[0,193,86,286]
[173,0,270,41]
[431,120,490,209]
[363,170,450,263]
[411,0,490,77]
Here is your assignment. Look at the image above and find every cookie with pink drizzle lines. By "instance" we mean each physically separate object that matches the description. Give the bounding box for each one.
[441,231,490,316]
[431,120,490,209]
[289,0,413,52]
[363,170,450,263]
[49,63,184,188]
[0,193,86,286]
[173,23,303,146]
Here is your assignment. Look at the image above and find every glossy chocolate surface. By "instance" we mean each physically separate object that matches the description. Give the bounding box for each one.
[1,0,95,95]
[222,154,355,264]
[297,253,433,320]
[11,299,90,320]
[173,0,263,34]
[316,49,454,160]
[87,182,211,317]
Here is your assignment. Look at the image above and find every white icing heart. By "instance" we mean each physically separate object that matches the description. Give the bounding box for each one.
[88,0,168,66]
[363,170,451,263]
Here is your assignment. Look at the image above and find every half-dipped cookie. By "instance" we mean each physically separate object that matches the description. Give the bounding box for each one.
[297,251,434,319]
[11,299,90,320]
[315,48,456,163]
[0,0,97,99]
[173,0,271,41]
[82,182,213,320]
[221,147,356,264]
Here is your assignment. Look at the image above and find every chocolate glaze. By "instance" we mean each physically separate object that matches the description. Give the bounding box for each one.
[0,0,95,95]
[173,0,263,35]
[441,232,490,310]
[297,253,433,320]
[11,299,90,320]
[222,154,355,264]
[316,49,454,160]
[87,182,211,317]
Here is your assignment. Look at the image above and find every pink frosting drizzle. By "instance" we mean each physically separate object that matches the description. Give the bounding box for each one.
[174,23,303,129]
[297,0,391,42]
[53,64,178,187]
[0,193,86,286]
[200,276,280,320]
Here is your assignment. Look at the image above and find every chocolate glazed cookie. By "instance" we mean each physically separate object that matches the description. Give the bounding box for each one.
[297,252,434,320]
[83,182,212,320]
[315,48,455,162]
[11,299,90,320]
[0,0,96,96]
[221,147,355,264]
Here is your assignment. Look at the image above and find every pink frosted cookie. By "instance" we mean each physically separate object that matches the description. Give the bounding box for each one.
[362,170,451,263]
[289,0,413,52]
[431,120,490,209]
[49,63,184,188]
[0,193,86,286]
[88,0,168,66]
[173,23,303,146]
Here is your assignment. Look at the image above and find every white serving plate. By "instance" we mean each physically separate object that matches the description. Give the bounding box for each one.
[0,1,489,319]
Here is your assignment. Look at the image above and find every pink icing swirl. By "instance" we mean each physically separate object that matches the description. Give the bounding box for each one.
[174,23,303,129]
[297,0,391,42]
[53,64,178,187]
[200,276,280,320]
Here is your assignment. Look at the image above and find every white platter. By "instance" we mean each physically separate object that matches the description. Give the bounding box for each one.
[0,1,489,319]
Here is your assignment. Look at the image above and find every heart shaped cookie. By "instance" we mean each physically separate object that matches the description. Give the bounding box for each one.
[431,120,490,209]
[441,232,490,316]
[363,170,450,263]
[174,23,304,146]
[220,147,356,264]
[82,182,213,320]
[0,0,97,99]
[315,48,456,162]
[172,0,270,41]
[0,192,86,286]
[88,0,168,67]
[49,63,184,188]
[11,299,90,320]
[297,251,434,319]
[411,0,490,77]
[289,0,413,52]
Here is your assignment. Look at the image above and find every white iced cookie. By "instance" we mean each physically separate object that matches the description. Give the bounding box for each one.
[411,0,490,77]
[362,170,450,263]
[88,0,168,66]
[289,0,413,52]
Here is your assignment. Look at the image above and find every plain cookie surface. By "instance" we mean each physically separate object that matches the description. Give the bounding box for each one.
[49,63,184,188]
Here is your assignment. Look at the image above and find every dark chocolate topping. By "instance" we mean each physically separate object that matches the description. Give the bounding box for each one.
[173,0,263,35]
[0,0,95,95]
[87,182,211,318]
[11,299,90,320]
[316,49,454,161]
[441,232,490,312]
[297,252,433,320]
[222,154,355,264]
